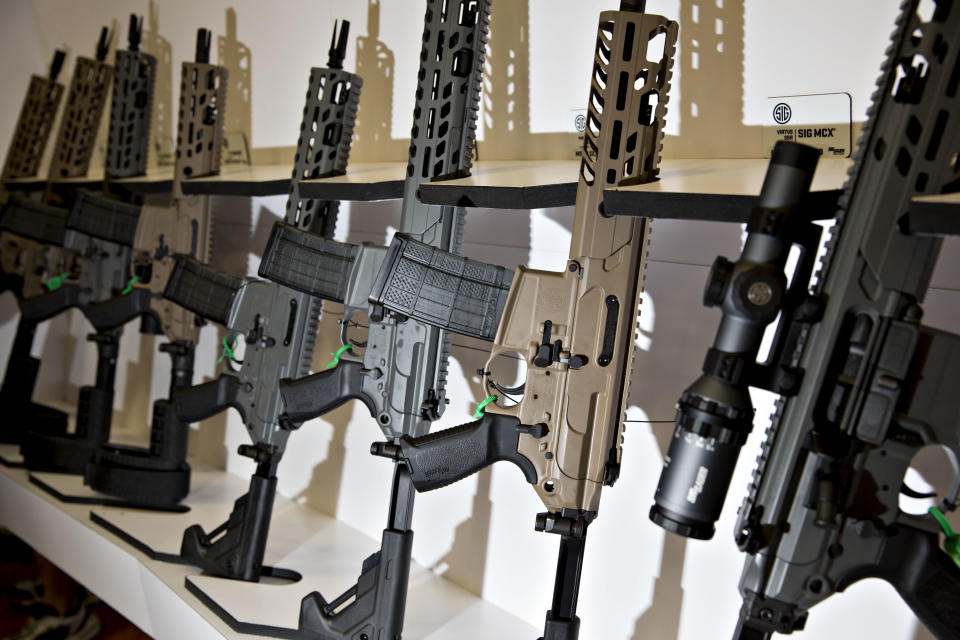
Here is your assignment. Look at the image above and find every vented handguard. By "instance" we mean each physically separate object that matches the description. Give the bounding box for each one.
[163,256,241,326]
[284,61,361,235]
[1,56,64,182]
[258,221,357,302]
[47,54,113,181]
[66,193,141,247]
[106,46,156,179]
[370,233,512,342]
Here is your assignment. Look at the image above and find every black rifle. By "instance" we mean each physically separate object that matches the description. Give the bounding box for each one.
[157,19,360,578]
[255,2,489,637]
[0,27,114,448]
[79,27,227,506]
[649,2,960,638]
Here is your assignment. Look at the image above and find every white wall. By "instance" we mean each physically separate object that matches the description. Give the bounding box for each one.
[1,2,957,639]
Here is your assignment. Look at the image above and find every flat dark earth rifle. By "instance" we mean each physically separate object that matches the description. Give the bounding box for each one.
[157,20,359,583]
[370,2,676,637]
[648,1,960,638]
[0,26,114,446]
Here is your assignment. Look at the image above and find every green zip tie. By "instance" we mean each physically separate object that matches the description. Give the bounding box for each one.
[121,275,142,295]
[325,344,353,369]
[216,336,239,364]
[473,395,498,419]
[43,272,69,291]
[929,506,960,569]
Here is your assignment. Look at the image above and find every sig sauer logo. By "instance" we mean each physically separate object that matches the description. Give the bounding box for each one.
[798,127,837,139]
[772,102,792,124]
[686,465,709,504]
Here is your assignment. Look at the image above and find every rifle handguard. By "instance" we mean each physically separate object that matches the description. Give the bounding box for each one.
[278,360,375,423]
[172,374,246,423]
[374,413,537,492]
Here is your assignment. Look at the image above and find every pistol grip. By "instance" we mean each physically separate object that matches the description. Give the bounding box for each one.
[172,374,245,424]
[19,283,80,322]
[883,524,960,639]
[397,412,537,491]
[83,287,156,332]
[279,360,375,423]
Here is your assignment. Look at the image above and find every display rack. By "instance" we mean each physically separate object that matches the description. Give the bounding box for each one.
[5,158,860,212]
[0,445,537,640]
[418,160,579,208]
[602,157,853,221]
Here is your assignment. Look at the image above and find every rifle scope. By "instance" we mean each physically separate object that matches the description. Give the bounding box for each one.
[649,141,820,539]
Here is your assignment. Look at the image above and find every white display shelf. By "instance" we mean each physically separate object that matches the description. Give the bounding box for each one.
[0,445,537,639]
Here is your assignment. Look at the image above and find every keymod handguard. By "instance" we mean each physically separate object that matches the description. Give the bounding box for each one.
[370,233,512,342]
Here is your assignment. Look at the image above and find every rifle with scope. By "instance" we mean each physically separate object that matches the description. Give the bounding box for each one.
[369,2,676,637]
[648,1,960,638]
[0,26,114,447]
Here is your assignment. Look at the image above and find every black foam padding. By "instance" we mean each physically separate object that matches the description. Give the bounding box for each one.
[418,180,578,209]
[601,189,843,222]
[66,192,141,245]
[0,195,68,245]
[370,233,512,342]
[258,221,357,302]
[296,177,403,202]
[162,256,241,326]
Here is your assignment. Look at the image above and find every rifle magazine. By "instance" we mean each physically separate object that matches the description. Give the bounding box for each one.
[67,192,141,246]
[162,256,241,326]
[0,195,69,245]
[258,221,357,302]
[371,233,512,342]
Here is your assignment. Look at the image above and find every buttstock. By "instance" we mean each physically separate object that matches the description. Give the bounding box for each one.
[279,360,375,423]
[172,374,245,423]
[381,412,537,492]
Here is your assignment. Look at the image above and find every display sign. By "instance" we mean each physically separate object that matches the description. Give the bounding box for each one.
[762,92,852,157]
